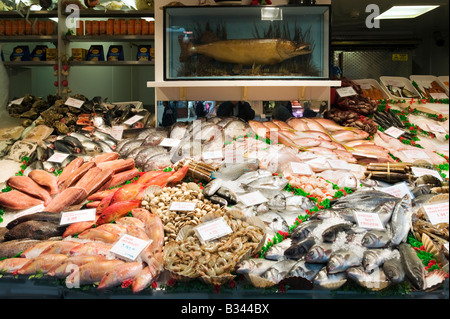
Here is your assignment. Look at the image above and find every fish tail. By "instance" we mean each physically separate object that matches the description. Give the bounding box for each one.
[178,35,194,62]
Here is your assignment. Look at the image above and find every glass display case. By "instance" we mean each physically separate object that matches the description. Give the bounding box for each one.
[164,5,330,81]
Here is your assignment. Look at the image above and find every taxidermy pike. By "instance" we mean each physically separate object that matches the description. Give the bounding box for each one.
[179,38,312,65]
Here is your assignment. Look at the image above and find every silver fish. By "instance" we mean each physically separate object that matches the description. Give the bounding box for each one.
[322,222,353,243]
[234,170,273,185]
[67,132,92,143]
[95,139,114,153]
[361,229,391,248]
[119,139,144,157]
[211,161,259,182]
[261,259,297,284]
[327,249,363,274]
[246,175,289,199]
[331,189,400,211]
[290,219,322,243]
[257,211,289,235]
[285,195,316,212]
[81,140,103,153]
[142,130,169,147]
[313,266,347,290]
[305,242,334,264]
[135,146,167,169]
[399,243,426,290]
[346,266,391,291]
[264,238,293,261]
[235,258,278,276]
[362,249,396,273]
[143,153,173,172]
[287,259,323,281]
[382,255,406,284]
[284,237,316,260]
[389,196,413,246]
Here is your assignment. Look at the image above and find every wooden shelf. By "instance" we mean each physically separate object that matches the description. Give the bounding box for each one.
[63,9,154,18]
[0,35,58,43]
[0,10,57,18]
[3,61,57,67]
[70,60,154,66]
[64,35,155,42]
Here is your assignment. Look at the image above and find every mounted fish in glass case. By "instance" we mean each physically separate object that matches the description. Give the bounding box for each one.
[164,5,330,80]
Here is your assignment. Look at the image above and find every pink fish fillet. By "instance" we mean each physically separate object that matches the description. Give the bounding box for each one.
[57,157,85,186]
[91,152,120,164]
[65,259,125,286]
[7,175,53,205]
[0,190,44,211]
[97,261,145,290]
[28,169,60,195]
[47,255,107,278]
[60,162,96,191]
[44,187,87,213]
[17,254,68,275]
[0,258,31,273]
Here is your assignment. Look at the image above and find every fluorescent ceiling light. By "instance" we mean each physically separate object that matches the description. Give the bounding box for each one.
[375,5,439,19]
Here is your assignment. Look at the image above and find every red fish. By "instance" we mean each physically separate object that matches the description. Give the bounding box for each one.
[47,255,107,279]
[96,200,141,225]
[95,192,115,215]
[97,261,145,290]
[100,168,141,191]
[97,158,135,174]
[28,169,60,195]
[85,201,100,208]
[87,188,118,201]
[166,165,189,186]
[136,170,165,185]
[141,171,174,188]
[40,241,81,256]
[69,242,113,257]
[63,220,96,238]
[109,182,147,206]
[65,259,124,286]
[0,258,31,273]
[77,228,121,244]
[81,168,114,197]
[17,254,68,275]
[0,190,44,211]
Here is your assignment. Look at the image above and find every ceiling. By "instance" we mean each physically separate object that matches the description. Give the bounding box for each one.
[330,0,449,41]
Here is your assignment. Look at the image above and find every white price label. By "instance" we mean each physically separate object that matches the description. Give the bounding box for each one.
[381,182,414,199]
[239,191,268,207]
[159,138,181,148]
[202,150,223,160]
[60,209,96,225]
[426,122,447,134]
[327,159,351,171]
[423,202,449,225]
[290,162,313,175]
[65,97,85,109]
[430,93,448,100]
[110,234,152,261]
[13,204,46,220]
[384,126,405,139]
[111,126,124,140]
[359,84,372,90]
[411,167,443,181]
[123,115,144,126]
[194,217,233,243]
[169,201,197,212]
[402,149,429,159]
[9,97,24,106]
[444,243,449,252]
[224,147,244,164]
[336,86,358,97]
[47,152,70,163]
[354,212,384,230]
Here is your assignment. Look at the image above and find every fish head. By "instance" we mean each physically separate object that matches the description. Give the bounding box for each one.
[277,40,312,60]
[262,268,281,283]
[235,260,251,274]
[327,255,345,274]
[306,246,325,263]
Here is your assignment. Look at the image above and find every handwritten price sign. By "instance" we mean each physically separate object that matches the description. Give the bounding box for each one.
[354,212,384,230]
[194,217,233,243]
[423,202,449,225]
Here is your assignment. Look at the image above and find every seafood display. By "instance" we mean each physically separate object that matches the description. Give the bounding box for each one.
[0,85,449,298]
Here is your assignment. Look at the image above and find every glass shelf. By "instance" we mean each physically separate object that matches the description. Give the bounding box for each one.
[64,35,155,42]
